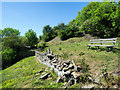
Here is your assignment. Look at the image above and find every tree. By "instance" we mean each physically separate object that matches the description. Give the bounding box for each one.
[1,28,35,69]
[25,29,38,47]
[39,35,42,41]
[42,25,56,42]
[1,27,20,37]
[2,48,16,69]
[71,1,119,38]
[2,35,25,51]
[1,28,24,51]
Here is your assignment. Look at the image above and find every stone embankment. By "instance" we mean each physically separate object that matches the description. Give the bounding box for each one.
[35,48,93,87]
[35,48,119,88]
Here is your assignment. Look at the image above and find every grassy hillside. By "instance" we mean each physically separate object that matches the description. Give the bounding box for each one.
[1,35,119,88]
[1,56,65,88]
[44,35,119,77]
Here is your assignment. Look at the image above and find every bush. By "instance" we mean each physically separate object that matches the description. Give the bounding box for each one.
[71,2,120,38]
[42,25,56,42]
[37,43,41,48]
[59,47,62,50]
[58,25,84,40]
[58,30,67,40]
[79,52,85,56]
[2,49,16,69]
[37,42,46,51]
[80,58,90,73]
[41,41,46,48]
[25,29,38,47]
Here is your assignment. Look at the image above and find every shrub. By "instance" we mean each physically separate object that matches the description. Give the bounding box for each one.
[42,25,56,42]
[41,41,46,48]
[37,43,41,48]
[37,42,46,51]
[80,58,90,73]
[59,47,62,50]
[2,49,16,69]
[74,2,120,38]
[79,52,85,56]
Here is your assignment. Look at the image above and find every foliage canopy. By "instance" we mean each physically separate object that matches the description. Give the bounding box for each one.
[25,29,38,47]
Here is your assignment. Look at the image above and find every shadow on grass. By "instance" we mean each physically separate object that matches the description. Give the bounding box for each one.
[36,46,48,52]
[89,47,120,53]
[2,48,35,70]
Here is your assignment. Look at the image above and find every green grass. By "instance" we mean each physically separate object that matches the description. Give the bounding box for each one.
[1,36,119,88]
[45,36,119,74]
[1,56,64,88]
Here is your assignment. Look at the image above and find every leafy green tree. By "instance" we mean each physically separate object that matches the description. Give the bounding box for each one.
[42,25,56,42]
[68,19,76,26]
[1,28,28,69]
[39,35,42,41]
[1,28,25,51]
[58,30,67,40]
[58,25,83,40]
[1,28,35,69]
[2,35,26,51]
[25,29,38,47]
[1,27,20,37]
[116,1,120,37]
[21,36,29,47]
[57,23,66,30]
[2,48,16,69]
[52,23,67,36]
[72,1,119,38]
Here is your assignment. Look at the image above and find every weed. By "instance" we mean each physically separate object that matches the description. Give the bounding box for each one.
[79,52,85,56]
[62,52,69,60]
[80,58,90,73]
[69,83,81,88]
[70,53,73,56]
[59,47,62,50]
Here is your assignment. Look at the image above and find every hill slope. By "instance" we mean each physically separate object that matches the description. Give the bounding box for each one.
[46,36,119,77]
[1,56,63,88]
[1,36,119,88]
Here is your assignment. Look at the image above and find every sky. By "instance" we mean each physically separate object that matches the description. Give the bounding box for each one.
[2,2,91,37]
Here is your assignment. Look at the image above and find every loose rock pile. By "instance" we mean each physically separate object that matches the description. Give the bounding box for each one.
[35,48,93,87]
[35,48,119,88]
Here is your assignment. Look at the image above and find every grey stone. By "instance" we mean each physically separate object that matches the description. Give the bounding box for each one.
[65,78,74,88]
[63,63,68,67]
[68,64,74,69]
[48,48,51,53]
[93,79,99,84]
[64,70,72,76]
[38,70,43,73]
[63,67,69,72]
[58,67,62,71]
[56,76,63,83]
[77,66,82,71]
[72,60,77,71]
[39,73,50,79]
[64,61,71,65]
[51,60,57,63]
[71,72,81,78]
[82,84,95,88]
